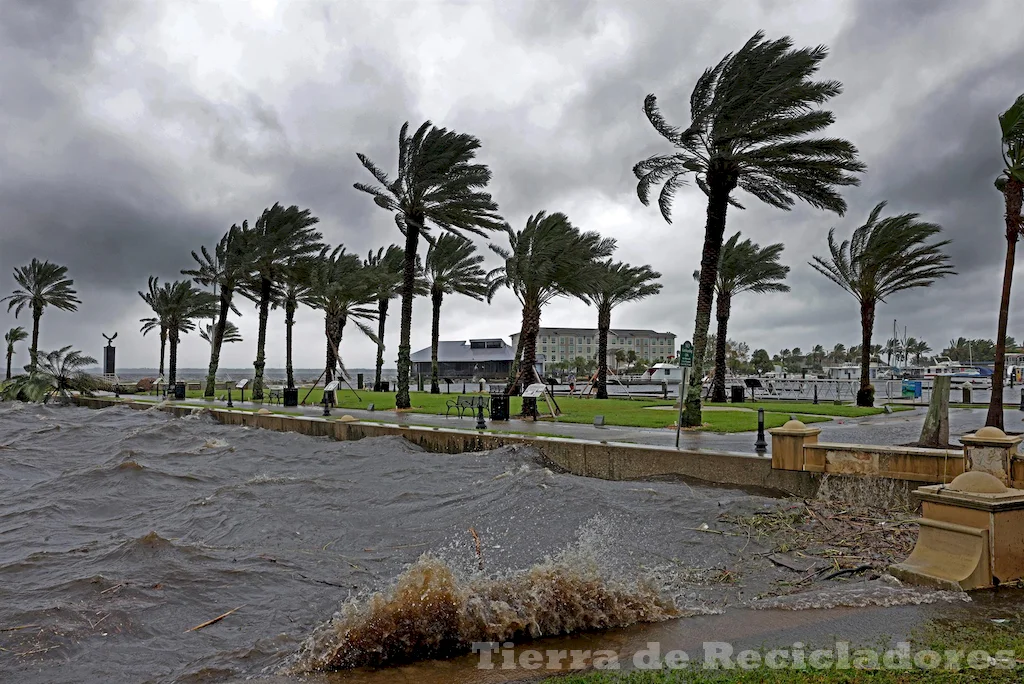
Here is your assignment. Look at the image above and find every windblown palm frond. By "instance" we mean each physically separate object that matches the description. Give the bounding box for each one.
[200,320,242,345]
[2,346,98,403]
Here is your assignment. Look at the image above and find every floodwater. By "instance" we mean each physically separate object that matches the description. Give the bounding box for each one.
[0,403,987,683]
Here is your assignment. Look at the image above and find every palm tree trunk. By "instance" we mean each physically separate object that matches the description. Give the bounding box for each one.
[204,292,231,397]
[396,218,421,409]
[596,304,611,399]
[324,312,337,384]
[504,326,525,393]
[30,306,41,371]
[252,276,271,401]
[712,292,730,403]
[285,298,296,389]
[987,178,1023,428]
[159,327,167,378]
[168,332,179,388]
[429,287,442,394]
[686,168,737,426]
[858,299,876,407]
[6,349,12,380]
[374,298,388,391]
[519,302,542,397]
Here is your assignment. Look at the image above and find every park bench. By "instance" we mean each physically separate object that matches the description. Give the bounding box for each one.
[445,395,488,418]
[267,386,284,405]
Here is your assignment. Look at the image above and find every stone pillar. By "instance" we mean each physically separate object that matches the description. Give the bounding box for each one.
[961,426,1023,486]
[768,419,821,471]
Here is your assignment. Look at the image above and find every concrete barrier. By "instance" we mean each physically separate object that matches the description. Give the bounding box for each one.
[71,396,818,496]
[804,443,963,484]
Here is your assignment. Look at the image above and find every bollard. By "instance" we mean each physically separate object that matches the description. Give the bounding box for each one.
[322,392,331,417]
[813,384,818,405]
[114,384,120,399]
[662,381,668,400]
[1019,387,1024,411]
[226,388,233,408]
[754,408,768,453]
[476,402,487,430]
[962,384,972,405]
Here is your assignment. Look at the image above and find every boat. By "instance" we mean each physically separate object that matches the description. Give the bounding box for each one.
[918,357,992,388]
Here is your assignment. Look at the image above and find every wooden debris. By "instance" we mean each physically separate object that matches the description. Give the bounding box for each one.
[0,624,39,633]
[185,605,243,632]
[469,527,484,570]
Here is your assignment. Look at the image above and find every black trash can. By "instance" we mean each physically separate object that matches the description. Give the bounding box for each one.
[522,396,539,419]
[283,387,299,407]
[357,373,364,390]
[379,381,389,393]
[730,385,745,403]
[490,394,510,421]
[174,382,186,400]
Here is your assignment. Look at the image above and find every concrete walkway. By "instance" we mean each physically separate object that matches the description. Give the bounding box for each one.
[107,394,1018,455]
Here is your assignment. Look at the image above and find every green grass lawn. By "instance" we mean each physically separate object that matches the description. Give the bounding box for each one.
[704,401,911,418]
[168,389,827,434]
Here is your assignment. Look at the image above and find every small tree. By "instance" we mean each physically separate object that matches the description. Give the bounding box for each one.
[5,326,27,381]
[2,259,80,370]
[811,202,955,406]
[1,346,97,403]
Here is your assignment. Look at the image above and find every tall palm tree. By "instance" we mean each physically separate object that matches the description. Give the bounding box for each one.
[810,202,955,406]
[200,320,243,346]
[489,211,616,394]
[182,222,250,397]
[184,222,249,397]
[304,247,379,385]
[273,257,316,389]
[354,121,504,408]
[2,259,81,370]
[987,93,1024,428]
[364,245,405,391]
[1,346,98,404]
[830,343,846,364]
[5,326,27,381]
[162,280,218,388]
[424,234,495,393]
[633,31,864,426]
[906,338,931,365]
[139,276,170,378]
[241,203,322,400]
[583,261,662,399]
[694,233,789,402]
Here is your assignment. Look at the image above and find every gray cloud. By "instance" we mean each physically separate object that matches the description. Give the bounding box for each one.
[1,0,1022,374]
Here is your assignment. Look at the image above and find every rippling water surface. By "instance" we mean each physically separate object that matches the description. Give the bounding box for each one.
[0,403,968,683]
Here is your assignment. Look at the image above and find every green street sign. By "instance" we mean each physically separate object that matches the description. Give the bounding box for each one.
[679,340,694,368]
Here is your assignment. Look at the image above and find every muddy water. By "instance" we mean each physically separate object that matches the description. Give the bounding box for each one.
[0,403,973,682]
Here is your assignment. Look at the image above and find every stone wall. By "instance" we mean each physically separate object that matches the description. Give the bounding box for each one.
[803,443,963,483]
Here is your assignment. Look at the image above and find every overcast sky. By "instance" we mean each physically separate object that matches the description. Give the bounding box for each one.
[2,0,1022,373]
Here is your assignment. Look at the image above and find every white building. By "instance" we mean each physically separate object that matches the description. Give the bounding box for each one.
[510,327,676,368]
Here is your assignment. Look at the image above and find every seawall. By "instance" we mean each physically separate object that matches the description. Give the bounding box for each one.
[71,396,820,497]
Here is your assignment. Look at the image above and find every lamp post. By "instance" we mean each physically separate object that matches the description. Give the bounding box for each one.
[754,408,768,454]
[476,400,487,430]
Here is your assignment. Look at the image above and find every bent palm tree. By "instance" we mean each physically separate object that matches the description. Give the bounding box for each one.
[584,261,662,399]
[273,257,316,389]
[810,202,955,406]
[1,346,98,403]
[305,248,379,385]
[694,233,789,402]
[183,222,250,397]
[633,30,864,426]
[139,276,170,378]
[424,234,495,393]
[987,93,1024,429]
[200,320,243,347]
[490,212,616,395]
[241,203,322,400]
[364,245,405,391]
[2,259,81,370]
[5,326,27,381]
[163,281,218,388]
[355,121,504,408]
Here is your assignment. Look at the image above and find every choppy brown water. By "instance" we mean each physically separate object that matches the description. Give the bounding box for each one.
[0,403,972,682]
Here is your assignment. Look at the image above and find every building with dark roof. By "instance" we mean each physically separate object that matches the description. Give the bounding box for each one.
[510,327,676,369]
[410,338,515,380]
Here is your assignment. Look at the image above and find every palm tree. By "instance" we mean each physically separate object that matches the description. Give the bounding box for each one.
[583,261,662,399]
[810,202,955,406]
[2,259,81,370]
[1,346,98,403]
[633,31,864,427]
[355,121,504,408]
[364,245,404,391]
[273,257,316,389]
[162,281,218,387]
[5,326,27,381]
[182,223,250,397]
[987,94,1024,428]
[692,233,789,401]
[241,203,322,400]
[424,234,495,393]
[139,276,170,378]
[200,320,243,347]
[906,338,931,365]
[830,343,846,364]
[305,247,379,386]
[489,212,616,394]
